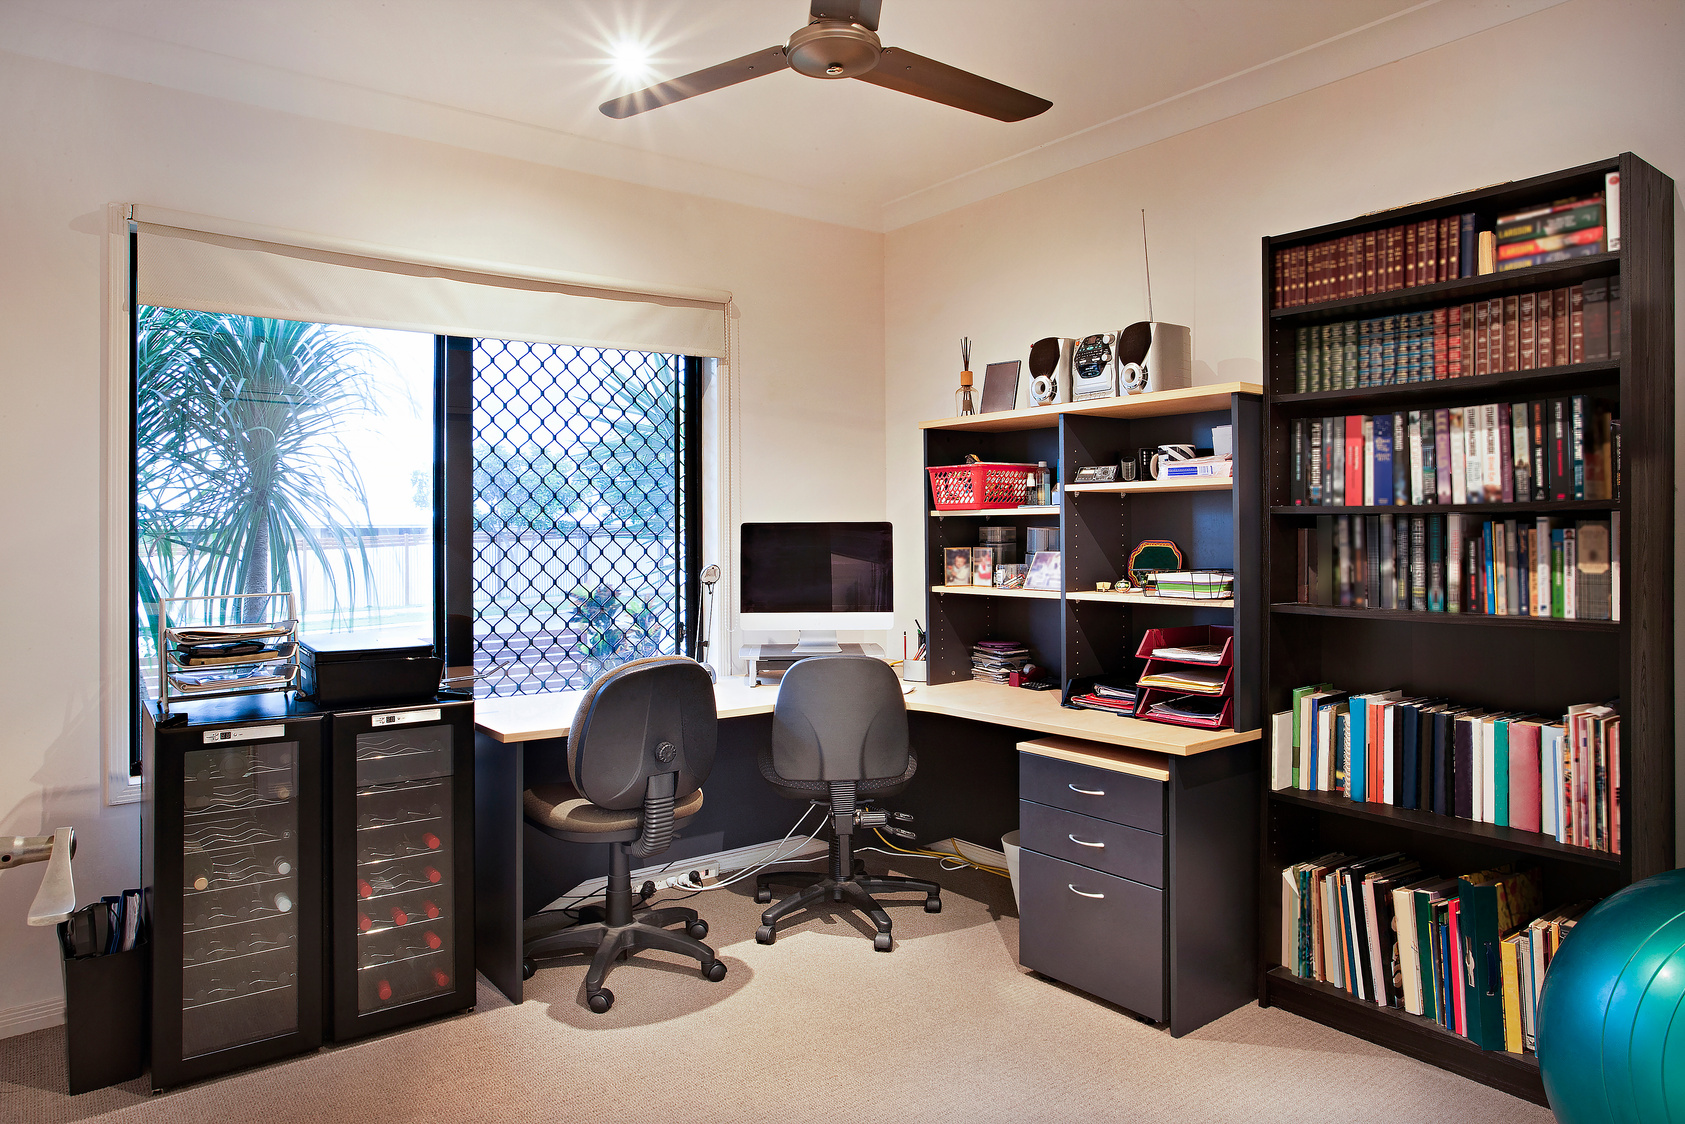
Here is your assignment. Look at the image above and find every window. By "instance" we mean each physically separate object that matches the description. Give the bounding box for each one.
[133,308,436,709]
[450,340,701,695]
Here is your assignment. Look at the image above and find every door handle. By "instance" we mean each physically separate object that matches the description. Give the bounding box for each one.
[1068,885,1104,899]
[1067,784,1105,796]
[1067,834,1104,848]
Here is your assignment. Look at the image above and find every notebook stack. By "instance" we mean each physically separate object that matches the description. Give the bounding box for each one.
[1065,680,1137,717]
[970,640,1031,685]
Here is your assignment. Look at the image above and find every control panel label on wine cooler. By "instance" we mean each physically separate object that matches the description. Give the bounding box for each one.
[371,709,441,728]
[202,724,286,744]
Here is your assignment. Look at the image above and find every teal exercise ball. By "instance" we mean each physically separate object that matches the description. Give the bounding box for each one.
[1536,868,1685,1124]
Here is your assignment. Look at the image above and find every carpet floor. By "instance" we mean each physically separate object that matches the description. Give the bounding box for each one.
[1,854,1553,1124]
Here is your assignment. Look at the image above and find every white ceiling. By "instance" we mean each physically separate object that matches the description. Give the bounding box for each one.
[3,0,1567,230]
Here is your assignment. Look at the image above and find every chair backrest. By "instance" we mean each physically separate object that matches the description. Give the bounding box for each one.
[568,656,717,811]
[770,655,909,782]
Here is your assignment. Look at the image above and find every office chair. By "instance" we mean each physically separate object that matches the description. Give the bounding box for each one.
[754,655,941,951]
[520,656,727,1012]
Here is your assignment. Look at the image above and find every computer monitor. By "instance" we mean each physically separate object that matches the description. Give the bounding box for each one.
[739,521,893,653]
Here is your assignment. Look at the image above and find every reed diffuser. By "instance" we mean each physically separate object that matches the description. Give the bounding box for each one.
[955,337,976,416]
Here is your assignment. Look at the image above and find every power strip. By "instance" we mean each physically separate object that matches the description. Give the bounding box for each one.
[543,835,828,911]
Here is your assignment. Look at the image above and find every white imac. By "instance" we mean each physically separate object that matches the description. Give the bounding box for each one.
[739,521,893,654]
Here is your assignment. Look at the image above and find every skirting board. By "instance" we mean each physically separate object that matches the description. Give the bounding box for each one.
[545,835,830,911]
[0,998,65,1039]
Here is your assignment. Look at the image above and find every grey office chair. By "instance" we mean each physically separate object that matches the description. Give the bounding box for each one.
[754,655,941,951]
[521,656,727,1012]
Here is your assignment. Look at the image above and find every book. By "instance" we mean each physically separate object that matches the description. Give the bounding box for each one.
[1582,277,1610,361]
[1458,867,1544,1050]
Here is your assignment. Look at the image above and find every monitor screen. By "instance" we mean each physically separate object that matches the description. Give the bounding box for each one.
[740,522,893,614]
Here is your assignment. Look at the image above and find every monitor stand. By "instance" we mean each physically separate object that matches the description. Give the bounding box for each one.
[791,630,842,654]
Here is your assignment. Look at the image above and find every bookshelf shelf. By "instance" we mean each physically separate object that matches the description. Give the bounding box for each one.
[919,381,1263,431]
[1263,970,1544,1103]
[1271,361,1620,413]
[1065,479,1232,494]
[929,506,1059,518]
[1067,590,1235,609]
[1270,499,1616,516]
[1269,788,1621,868]
[1269,603,1621,631]
[1257,153,1673,1105]
[929,584,1059,601]
[1267,252,1620,327]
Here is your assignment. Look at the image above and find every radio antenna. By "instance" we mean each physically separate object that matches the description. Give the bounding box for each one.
[1141,209,1154,322]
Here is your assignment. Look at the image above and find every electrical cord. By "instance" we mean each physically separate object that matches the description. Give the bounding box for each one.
[868,829,1010,877]
[655,802,826,899]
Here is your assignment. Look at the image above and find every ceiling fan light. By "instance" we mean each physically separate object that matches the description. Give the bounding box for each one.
[786,19,880,79]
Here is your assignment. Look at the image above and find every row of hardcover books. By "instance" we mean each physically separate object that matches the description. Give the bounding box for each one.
[1291,278,1622,393]
[1293,513,1617,621]
[1280,856,1592,1054]
[1273,687,1620,850]
[1287,396,1618,507]
[1272,178,1619,309]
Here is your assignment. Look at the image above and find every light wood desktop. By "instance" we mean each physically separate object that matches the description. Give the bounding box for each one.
[476,676,1260,755]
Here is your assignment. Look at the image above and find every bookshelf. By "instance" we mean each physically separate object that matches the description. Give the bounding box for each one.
[921,382,1263,732]
[1257,154,1675,1104]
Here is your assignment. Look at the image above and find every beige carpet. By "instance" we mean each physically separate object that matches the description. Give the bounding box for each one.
[2,854,1553,1124]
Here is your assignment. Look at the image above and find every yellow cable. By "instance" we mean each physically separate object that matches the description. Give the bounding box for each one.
[872,829,1009,878]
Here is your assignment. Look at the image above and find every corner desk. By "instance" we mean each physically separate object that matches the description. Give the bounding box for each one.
[474,677,1259,1035]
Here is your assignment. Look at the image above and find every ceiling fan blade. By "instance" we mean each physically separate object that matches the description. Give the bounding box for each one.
[856,47,1051,122]
[810,0,881,31]
[599,47,789,118]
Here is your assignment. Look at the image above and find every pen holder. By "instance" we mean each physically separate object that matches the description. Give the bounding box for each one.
[59,938,148,1093]
[902,659,927,683]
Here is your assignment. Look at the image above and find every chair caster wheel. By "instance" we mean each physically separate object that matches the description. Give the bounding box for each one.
[754,887,772,904]
[687,919,709,940]
[873,932,893,952]
[587,988,613,1013]
[925,896,942,914]
[755,925,776,945]
[702,958,727,982]
[521,958,537,980]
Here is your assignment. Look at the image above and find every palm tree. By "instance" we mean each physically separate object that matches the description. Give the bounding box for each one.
[137,309,380,625]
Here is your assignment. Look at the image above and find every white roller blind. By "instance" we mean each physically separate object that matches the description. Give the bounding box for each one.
[131,206,730,358]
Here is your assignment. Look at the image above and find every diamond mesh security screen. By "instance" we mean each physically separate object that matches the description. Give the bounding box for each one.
[471,341,691,695]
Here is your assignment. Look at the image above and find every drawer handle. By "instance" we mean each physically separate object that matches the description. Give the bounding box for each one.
[1067,834,1105,849]
[1068,885,1105,899]
[1067,784,1106,796]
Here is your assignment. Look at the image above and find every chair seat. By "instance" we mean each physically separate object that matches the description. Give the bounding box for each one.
[523,782,704,834]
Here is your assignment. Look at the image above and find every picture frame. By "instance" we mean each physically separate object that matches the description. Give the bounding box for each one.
[1024,550,1062,591]
[943,547,972,586]
[979,360,1022,413]
[970,546,994,586]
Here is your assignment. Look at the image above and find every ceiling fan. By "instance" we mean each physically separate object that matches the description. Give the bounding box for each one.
[599,0,1051,122]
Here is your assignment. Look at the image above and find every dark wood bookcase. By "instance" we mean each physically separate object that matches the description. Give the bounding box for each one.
[1256,153,1675,1104]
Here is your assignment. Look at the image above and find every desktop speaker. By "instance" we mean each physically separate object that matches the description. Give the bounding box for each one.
[1027,337,1074,405]
[1116,322,1192,395]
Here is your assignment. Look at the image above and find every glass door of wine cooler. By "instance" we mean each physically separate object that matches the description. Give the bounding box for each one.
[330,700,474,1040]
[145,707,324,1089]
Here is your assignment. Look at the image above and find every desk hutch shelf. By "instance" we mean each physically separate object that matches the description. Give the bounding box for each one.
[1257,153,1675,1105]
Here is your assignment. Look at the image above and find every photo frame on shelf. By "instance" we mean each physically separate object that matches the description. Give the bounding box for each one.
[970,547,995,587]
[980,360,1022,413]
[943,547,972,586]
[1024,550,1061,591]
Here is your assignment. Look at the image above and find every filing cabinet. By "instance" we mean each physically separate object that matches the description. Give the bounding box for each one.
[1014,735,1257,1036]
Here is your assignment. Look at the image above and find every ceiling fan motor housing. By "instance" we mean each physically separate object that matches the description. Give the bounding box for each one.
[786,19,881,78]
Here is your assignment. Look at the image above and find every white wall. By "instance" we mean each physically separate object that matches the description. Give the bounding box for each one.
[884,0,1685,851]
[0,49,883,1030]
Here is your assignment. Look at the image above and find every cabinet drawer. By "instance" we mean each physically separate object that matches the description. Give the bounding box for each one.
[1018,800,1163,888]
[1019,752,1164,833]
[1018,849,1164,1022]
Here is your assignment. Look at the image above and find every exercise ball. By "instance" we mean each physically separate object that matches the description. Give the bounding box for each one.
[1535,868,1685,1124]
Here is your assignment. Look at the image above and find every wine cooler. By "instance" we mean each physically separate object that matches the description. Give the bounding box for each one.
[143,695,474,1087]
[327,699,474,1040]
[142,699,325,1089]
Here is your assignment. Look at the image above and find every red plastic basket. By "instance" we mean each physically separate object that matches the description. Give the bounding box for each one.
[927,462,1039,510]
